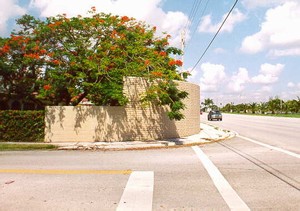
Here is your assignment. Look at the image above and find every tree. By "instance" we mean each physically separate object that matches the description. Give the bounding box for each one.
[235,103,248,113]
[201,98,214,111]
[0,15,46,106]
[221,103,233,113]
[0,8,189,120]
[286,99,299,113]
[258,102,268,114]
[249,102,257,114]
[267,97,282,114]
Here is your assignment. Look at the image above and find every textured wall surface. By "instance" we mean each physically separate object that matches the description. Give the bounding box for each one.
[45,77,200,142]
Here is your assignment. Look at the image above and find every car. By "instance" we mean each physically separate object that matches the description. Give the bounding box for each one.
[207,110,222,121]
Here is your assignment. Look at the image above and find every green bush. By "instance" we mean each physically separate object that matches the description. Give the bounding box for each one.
[0,110,45,142]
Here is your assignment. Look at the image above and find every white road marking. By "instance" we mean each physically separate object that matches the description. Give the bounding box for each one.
[192,146,250,211]
[117,171,154,211]
[238,135,300,159]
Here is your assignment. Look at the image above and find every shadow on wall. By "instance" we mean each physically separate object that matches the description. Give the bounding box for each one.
[45,77,200,142]
[45,105,178,142]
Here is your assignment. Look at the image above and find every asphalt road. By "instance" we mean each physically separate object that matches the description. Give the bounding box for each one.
[0,113,299,210]
[202,112,300,154]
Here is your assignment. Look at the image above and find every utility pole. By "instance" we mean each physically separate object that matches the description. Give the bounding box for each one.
[180,29,186,72]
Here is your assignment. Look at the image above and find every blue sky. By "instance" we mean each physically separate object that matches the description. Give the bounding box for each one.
[1,0,300,105]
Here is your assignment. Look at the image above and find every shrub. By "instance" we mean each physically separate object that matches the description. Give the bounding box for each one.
[0,110,45,142]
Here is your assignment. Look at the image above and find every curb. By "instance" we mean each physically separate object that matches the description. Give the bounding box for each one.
[54,124,236,151]
[0,124,235,151]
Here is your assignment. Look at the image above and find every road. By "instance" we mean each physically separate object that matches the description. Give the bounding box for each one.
[0,113,299,210]
[202,112,300,154]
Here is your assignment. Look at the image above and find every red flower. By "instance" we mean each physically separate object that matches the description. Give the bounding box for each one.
[145,59,150,66]
[43,85,51,90]
[1,44,10,53]
[52,60,61,65]
[175,60,183,66]
[24,53,40,59]
[168,59,176,66]
[121,16,130,22]
[159,51,166,57]
[151,71,163,77]
[40,49,47,54]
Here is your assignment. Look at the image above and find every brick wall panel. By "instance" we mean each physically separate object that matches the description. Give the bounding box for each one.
[45,77,200,142]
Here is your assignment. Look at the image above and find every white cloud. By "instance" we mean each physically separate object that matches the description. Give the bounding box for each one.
[287,82,300,89]
[270,49,300,57]
[287,82,295,88]
[0,0,26,36]
[200,62,226,92]
[242,0,288,9]
[160,11,189,47]
[228,67,250,93]
[186,67,199,83]
[241,2,300,56]
[214,48,226,54]
[198,9,246,33]
[251,63,284,84]
[29,0,188,48]
[260,85,272,92]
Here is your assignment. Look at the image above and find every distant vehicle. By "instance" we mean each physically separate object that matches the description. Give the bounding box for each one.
[208,110,222,121]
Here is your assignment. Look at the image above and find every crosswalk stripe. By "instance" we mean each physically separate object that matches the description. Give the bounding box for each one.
[117,171,154,211]
[192,146,250,210]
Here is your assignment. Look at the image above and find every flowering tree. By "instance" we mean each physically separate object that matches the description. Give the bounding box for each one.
[0,15,46,106]
[0,8,189,120]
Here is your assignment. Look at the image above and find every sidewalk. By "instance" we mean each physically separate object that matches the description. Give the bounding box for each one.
[53,123,235,150]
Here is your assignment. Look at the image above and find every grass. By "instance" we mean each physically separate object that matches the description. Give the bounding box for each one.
[225,112,300,118]
[0,143,58,151]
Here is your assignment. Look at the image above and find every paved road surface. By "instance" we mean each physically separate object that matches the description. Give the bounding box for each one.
[201,112,300,154]
[0,113,299,210]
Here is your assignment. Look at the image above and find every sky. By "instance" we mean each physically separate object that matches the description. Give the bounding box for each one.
[1,0,300,105]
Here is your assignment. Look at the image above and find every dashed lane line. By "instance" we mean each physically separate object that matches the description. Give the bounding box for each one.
[238,135,300,159]
[192,146,250,211]
[0,169,132,175]
[117,171,154,211]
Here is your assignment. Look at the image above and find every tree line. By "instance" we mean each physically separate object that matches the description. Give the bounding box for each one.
[201,97,300,114]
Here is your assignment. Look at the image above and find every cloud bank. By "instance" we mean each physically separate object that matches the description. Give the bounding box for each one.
[241,1,300,57]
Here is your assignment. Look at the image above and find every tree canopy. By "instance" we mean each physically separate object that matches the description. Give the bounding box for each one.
[0,8,189,120]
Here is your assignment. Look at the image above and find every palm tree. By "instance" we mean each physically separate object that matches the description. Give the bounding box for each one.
[201,98,214,111]
[249,102,257,114]
[267,97,282,114]
[258,102,268,114]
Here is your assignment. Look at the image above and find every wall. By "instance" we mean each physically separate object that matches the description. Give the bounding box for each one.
[45,77,200,142]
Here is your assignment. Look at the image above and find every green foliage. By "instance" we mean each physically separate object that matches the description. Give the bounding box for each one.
[0,8,189,120]
[142,80,188,120]
[201,98,215,111]
[0,110,45,142]
[220,96,300,115]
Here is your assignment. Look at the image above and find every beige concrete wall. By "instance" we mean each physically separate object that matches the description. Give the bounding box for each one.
[45,77,200,142]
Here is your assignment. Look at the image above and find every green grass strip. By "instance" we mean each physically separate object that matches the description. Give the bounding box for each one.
[224,112,300,118]
[0,143,57,151]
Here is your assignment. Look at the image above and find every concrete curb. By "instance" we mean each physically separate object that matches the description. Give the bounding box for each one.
[53,123,236,151]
